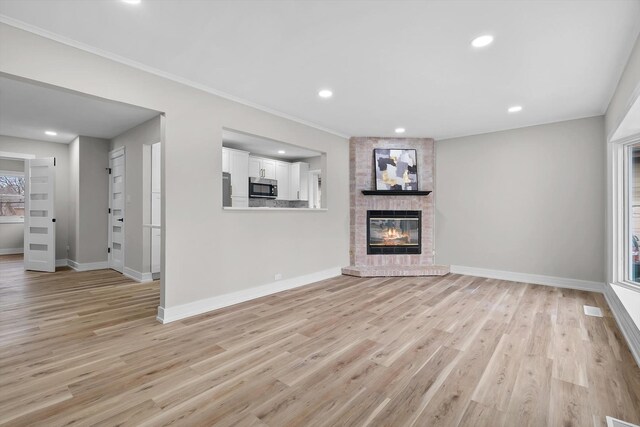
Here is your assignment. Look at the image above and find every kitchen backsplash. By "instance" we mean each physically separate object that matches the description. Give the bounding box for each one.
[249,199,310,208]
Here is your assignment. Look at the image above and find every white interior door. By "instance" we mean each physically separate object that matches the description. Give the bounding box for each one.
[108,148,125,273]
[24,157,56,272]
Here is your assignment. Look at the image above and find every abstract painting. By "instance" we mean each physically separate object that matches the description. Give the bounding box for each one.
[374,149,418,191]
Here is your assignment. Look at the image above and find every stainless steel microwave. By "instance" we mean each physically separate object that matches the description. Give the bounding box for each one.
[249,177,278,199]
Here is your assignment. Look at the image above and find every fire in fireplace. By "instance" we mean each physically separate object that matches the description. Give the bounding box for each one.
[367,210,421,254]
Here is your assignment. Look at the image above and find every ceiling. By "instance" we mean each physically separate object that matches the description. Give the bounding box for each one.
[223,129,321,160]
[0,0,639,140]
[0,75,160,143]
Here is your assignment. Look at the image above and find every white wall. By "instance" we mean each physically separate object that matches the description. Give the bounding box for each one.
[606,33,640,139]
[0,134,70,261]
[0,24,350,316]
[0,158,24,253]
[68,137,79,262]
[436,116,605,283]
[605,32,640,346]
[110,115,161,275]
[77,136,110,264]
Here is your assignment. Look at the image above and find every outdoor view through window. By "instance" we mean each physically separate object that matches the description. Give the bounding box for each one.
[631,145,640,284]
[0,171,25,221]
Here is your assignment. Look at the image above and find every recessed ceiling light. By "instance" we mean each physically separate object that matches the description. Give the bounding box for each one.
[318,89,333,98]
[122,0,141,4]
[278,150,286,154]
[45,131,57,136]
[395,128,406,134]
[471,35,494,48]
[508,105,523,113]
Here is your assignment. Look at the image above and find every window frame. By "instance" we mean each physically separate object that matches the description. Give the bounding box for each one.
[0,169,26,224]
[609,133,640,290]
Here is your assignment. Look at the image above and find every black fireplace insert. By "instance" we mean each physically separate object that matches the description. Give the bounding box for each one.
[367,210,421,255]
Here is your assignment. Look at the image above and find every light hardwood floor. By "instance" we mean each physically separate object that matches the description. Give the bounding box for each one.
[1,254,639,426]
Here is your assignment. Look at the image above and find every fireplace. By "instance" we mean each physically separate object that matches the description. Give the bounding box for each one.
[367,210,421,255]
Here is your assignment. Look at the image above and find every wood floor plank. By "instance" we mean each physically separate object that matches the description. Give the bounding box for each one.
[1,254,639,426]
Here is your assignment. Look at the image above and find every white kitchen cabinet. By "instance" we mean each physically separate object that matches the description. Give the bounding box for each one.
[290,161,309,201]
[275,161,290,200]
[227,148,249,207]
[222,148,230,173]
[249,156,276,179]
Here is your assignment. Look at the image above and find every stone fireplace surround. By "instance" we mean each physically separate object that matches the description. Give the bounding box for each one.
[342,137,450,277]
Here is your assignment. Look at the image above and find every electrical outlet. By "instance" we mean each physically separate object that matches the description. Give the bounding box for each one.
[274,273,282,281]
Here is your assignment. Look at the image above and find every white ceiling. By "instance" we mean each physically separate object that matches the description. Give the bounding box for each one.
[0,75,160,143]
[223,129,321,160]
[0,0,638,140]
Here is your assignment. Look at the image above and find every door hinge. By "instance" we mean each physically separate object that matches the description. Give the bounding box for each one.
[53,157,56,166]
[52,218,56,223]
[107,248,111,253]
[108,208,111,214]
[106,167,112,174]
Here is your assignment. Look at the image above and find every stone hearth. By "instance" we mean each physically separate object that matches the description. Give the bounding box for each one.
[342,137,449,277]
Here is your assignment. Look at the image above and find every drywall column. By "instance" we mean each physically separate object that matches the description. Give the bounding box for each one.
[110,115,161,278]
[68,136,110,267]
[77,136,110,264]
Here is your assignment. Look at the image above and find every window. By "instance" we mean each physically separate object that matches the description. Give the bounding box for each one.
[0,171,25,223]
[630,144,640,283]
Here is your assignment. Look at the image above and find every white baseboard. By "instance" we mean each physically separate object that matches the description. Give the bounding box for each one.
[157,266,343,323]
[450,265,604,293]
[55,258,68,267]
[604,284,640,368]
[123,267,154,283]
[0,247,23,255]
[67,259,109,272]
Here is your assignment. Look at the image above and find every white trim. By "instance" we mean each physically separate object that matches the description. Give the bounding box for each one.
[67,259,109,271]
[0,16,349,140]
[604,283,640,368]
[0,247,23,255]
[0,217,24,224]
[0,169,24,176]
[108,146,125,273]
[607,133,640,286]
[55,258,68,267]
[0,151,35,160]
[608,79,640,142]
[123,266,153,283]
[449,265,604,293]
[157,266,343,323]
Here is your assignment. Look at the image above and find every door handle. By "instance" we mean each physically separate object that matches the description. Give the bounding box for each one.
[117,218,124,222]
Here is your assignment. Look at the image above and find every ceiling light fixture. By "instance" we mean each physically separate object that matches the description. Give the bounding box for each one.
[508,105,523,113]
[318,89,333,98]
[45,131,57,136]
[395,128,406,134]
[471,35,494,48]
[122,0,141,4]
[278,150,286,154]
